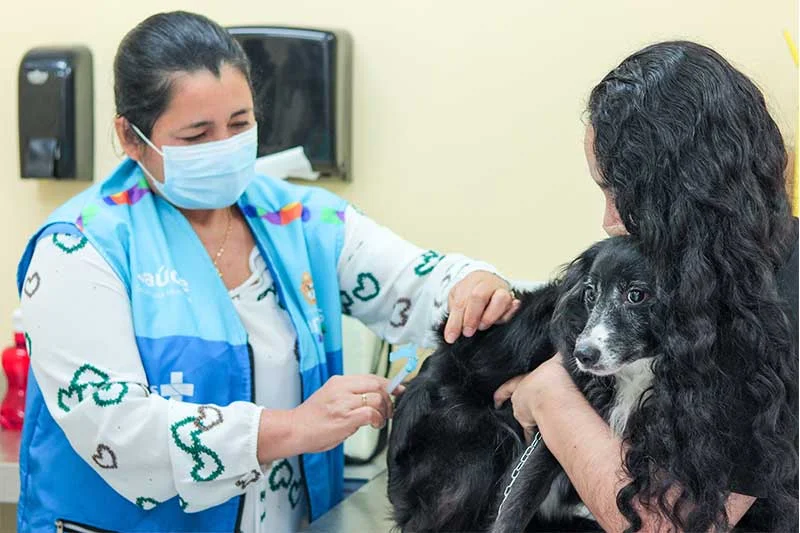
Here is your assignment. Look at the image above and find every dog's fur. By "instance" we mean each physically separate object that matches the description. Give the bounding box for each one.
[387,236,660,532]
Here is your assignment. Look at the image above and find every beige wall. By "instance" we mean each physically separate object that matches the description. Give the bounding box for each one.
[0,2,797,342]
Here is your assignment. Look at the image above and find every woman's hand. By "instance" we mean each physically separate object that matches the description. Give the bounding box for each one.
[257,374,395,463]
[493,354,572,442]
[444,271,520,343]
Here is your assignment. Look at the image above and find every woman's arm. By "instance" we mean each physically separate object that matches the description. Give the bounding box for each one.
[337,206,516,348]
[496,358,755,531]
[22,234,265,512]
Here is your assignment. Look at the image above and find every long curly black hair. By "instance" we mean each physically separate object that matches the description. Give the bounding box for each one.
[587,41,798,532]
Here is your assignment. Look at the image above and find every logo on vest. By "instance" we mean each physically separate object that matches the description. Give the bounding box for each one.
[150,372,195,401]
[136,266,189,298]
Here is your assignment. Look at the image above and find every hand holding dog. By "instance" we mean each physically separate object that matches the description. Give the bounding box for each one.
[493,354,575,443]
[444,271,520,343]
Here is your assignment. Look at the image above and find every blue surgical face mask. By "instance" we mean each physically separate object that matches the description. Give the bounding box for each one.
[129,123,258,210]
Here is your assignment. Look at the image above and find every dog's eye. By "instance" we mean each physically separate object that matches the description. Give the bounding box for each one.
[583,286,597,305]
[626,289,648,304]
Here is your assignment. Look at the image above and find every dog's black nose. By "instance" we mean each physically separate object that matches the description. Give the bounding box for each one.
[575,346,601,366]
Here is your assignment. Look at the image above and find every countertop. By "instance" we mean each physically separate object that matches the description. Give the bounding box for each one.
[0,430,20,503]
[300,470,395,532]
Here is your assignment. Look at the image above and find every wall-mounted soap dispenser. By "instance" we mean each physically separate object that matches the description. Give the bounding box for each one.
[228,27,352,180]
[18,46,93,180]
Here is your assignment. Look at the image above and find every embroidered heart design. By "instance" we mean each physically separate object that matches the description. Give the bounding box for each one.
[195,405,224,432]
[170,416,197,453]
[57,386,82,413]
[414,250,444,277]
[269,459,294,491]
[390,298,412,328]
[71,364,110,390]
[169,416,226,482]
[92,381,129,407]
[433,274,452,309]
[92,443,118,469]
[340,291,354,315]
[257,284,277,302]
[289,479,303,508]
[235,469,261,490]
[352,273,380,302]
[135,496,159,511]
[24,272,41,298]
[191,445,224,482]
[52,233,88,255]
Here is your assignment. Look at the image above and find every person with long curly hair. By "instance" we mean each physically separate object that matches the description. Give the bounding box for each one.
[494,41,798,532]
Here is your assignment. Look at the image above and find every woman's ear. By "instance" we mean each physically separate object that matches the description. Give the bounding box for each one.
[550,240,606,356]
[114,116,144,162]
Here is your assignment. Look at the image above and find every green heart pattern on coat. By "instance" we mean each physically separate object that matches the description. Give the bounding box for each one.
[267,459,304,511]
[170,405,226,483]
[92,382,130,407]
[260,489,267,522]
[256,284,277,302]
[414,250,444,276]
[269,459,294,491]
[340,291,354,315]
[289,478,303,509]
[52,233,88,255]
[57,364,130,413]
[352,272,381,302]
[136,497,159,511]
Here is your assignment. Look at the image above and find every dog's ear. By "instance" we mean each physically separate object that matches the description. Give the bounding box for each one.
[550,240,606,356]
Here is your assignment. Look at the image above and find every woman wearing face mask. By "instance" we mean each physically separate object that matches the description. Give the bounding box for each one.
[16,12,518,533]
[495,42,798,532]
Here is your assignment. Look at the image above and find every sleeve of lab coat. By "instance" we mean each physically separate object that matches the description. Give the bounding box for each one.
[336,206,506,349]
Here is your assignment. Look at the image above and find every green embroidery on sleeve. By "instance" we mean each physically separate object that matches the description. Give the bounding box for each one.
[413,250,444,276]
[92,382,129,407]
[289,478,303,509]
[136,496,159,511]
[352,273,380,302]
[52,233,88,254]
[56,364,130,413]
[340,291,354,315]
[268,459,294,491]
[70,364,109,390]
[169,408,226,482]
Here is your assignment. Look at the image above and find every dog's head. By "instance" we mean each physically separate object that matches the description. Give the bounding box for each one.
[551,237,658,376]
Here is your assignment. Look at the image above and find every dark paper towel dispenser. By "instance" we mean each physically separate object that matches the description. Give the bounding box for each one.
[228,27,351,180]
[18,46,93,179]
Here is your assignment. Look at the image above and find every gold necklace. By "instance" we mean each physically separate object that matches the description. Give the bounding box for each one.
[212,208,234,279]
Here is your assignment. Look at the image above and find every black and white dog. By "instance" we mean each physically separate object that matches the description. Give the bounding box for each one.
[387,236,660,532]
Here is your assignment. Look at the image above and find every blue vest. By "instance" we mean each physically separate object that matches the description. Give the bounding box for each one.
[16,159,349,532]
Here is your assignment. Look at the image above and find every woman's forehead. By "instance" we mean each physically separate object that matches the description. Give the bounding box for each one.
[158,65,253,125]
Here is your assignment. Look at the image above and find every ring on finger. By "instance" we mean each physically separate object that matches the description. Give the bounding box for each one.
[361,392,368,407]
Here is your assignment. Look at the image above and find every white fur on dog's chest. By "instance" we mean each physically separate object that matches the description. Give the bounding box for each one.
[608,358,654,437]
